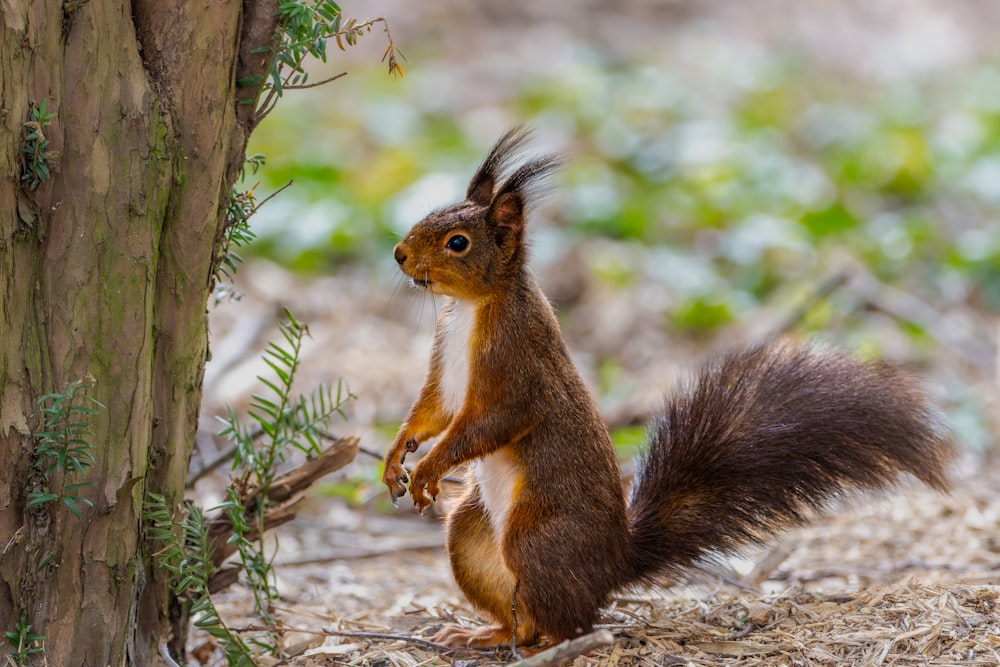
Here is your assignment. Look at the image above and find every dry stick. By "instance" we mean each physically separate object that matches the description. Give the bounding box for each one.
[768,270,849,337]
[187,445,235,487]
[281,71,348,90]
[848,264,996,370]
[769,558,994,585]
[742,542,794,589]
[507,630,616,667]
[188,423,271,488]
[204,436,359,592]
[229,623,455,654]
[276,537,445,566]
[188,416,352,488]
[601,272,852,433]
[187,439,244,488]
[771,264,995,373]
[250,178,294,213]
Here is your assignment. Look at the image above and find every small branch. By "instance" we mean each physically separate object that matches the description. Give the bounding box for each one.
[742,542,793,588]
[257,15,399,122]
[357,444,386,461]
[250,179,293,215]
[275,537,445,566]
[256,59,302,122]
[228,623,455,654]
[508,630,615,667]
[207,563,241,595]
[2,527,23,555]
[188,402,330,488]
[848,265,996,370]
[187,442,239,487]
[266,437,359,504]
[187,424,267,488]
[204,436,359,585]
[768,270,849,337]
[208,492,304,565]
[255,94,280,124]
[281,71,348,90]
[234,0,282,129]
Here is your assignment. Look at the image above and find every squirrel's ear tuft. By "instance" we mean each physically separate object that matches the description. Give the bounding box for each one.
[492,154,561,209]
[467,126,533,206]
[488,191,525,245]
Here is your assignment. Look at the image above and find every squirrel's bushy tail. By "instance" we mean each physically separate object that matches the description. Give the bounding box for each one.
[624,340,952,585]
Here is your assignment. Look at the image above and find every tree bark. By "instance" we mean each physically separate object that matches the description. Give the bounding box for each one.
[0,1,278,664]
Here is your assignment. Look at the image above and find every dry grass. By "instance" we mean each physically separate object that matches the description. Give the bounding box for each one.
[191,455,1000,666]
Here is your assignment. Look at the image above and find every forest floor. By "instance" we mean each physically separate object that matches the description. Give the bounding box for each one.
[189,1,999,664]
[189,260,1000,667]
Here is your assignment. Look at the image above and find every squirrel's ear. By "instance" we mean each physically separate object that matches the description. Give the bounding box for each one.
[487,191,524,245]
[467,127,532,206]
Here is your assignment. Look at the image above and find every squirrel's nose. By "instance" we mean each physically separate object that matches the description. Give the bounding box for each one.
[393,244,407,266]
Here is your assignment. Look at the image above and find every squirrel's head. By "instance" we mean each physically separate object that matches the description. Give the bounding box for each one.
[393,127,560,300]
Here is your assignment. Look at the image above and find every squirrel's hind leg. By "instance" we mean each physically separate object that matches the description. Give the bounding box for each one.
[437,484,540,647]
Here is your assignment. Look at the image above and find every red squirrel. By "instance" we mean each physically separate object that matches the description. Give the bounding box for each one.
[382,127,952,650]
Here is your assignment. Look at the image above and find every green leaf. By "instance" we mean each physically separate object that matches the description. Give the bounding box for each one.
[255,375,286,399]
[26,493,58,507]
[62,496,83,518]
[799,201,858,237]
[64,481,94,492]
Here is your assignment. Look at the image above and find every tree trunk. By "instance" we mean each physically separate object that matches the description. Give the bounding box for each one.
[0,1,277,664]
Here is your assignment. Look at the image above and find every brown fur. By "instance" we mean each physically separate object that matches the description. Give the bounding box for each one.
[382,127,953,648]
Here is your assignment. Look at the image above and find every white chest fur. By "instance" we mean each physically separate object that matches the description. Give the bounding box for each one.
[437,300,520,536]
[475,452,521,536]
[437,299,476,416]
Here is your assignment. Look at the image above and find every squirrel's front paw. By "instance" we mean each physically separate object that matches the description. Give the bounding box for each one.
[382,462,410,504]
[409,468,440,514]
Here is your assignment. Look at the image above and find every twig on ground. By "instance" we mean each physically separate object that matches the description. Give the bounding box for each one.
[276,537,445,566]
[229,623,456,654]
[743,542,793,588]
[507,630,615,667]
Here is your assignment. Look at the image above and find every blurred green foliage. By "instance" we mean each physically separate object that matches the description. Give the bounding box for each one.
[247,52,999,339]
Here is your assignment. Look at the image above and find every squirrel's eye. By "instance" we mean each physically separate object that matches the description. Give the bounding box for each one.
[446,234,470,254]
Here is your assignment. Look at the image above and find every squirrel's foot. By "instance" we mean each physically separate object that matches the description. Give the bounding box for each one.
[433,624,510,648]
[432,625,544,652]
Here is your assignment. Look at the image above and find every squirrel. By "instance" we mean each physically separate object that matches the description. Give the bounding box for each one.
[382,127,953,650]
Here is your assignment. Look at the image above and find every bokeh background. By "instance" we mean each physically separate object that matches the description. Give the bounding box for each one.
[208,0,1000,494]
